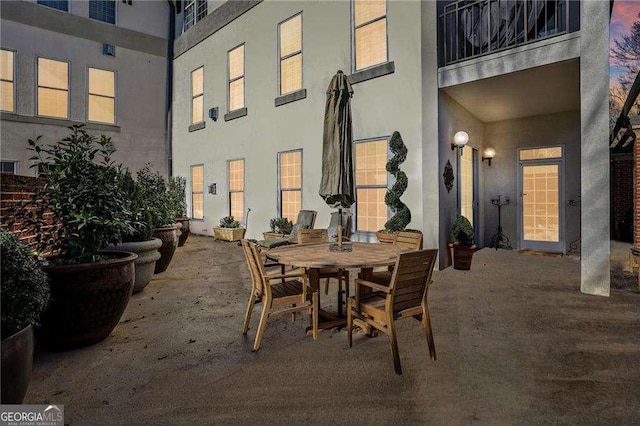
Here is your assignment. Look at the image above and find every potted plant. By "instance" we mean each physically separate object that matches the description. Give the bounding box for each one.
[137,166,180,274]
[449,215,476,270]
[264,217,293,239]
[376,131,412,244]
[11,126,137,349]
[169,176,190,247]
[110,169,162,293]
[1,230,50,403]
[214,216,246,241]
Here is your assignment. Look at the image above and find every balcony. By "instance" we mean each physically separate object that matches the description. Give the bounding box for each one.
[439,0,578,67]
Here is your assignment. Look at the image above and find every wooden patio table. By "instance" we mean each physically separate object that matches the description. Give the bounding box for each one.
[267,242,407,330]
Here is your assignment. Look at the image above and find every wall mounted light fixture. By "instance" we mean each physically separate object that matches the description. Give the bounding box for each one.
[209,107,219,122]
[482,147,496,166]
[451,131,469,155]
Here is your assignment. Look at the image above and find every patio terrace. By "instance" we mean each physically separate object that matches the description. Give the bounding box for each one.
[26,236,640,424]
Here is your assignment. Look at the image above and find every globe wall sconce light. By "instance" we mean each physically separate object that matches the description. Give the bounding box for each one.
[451,131,469,155]
[482,147,496,166]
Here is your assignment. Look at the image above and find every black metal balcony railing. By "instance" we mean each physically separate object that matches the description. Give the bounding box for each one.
[440,0,570,66]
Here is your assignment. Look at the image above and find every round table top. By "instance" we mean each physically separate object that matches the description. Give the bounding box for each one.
[267,242,405,269]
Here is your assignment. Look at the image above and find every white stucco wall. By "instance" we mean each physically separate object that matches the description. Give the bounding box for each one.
[172,0,427,240]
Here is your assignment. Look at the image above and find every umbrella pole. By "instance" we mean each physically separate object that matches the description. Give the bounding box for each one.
[337,208,343,247]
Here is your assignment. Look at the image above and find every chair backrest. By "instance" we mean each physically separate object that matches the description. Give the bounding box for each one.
[394,231,423,250]
[328,211,353,239]
[241,240,265,298]
[297,228,328,244]
[296,210,317,229]
[388,249,438,314]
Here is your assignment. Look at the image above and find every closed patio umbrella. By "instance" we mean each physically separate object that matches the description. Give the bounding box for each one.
[319,70,355,247]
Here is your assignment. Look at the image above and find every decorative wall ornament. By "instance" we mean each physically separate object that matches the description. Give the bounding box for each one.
[443,160,454,193]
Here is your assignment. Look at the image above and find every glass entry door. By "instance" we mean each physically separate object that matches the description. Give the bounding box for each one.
[518,150,564,252]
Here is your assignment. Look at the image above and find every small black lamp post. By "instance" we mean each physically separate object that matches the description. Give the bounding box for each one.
[490,195,512,250]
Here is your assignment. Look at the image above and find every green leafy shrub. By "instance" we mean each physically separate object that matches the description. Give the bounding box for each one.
[1,230,50,338]
[450,215,475,245]
[137,165,176,229]
[11,126,132,263]
[269,217,294,234]
[219,216,241,228]
[168,176,188,218]
[383,131,411,232]
[118,169,153,242]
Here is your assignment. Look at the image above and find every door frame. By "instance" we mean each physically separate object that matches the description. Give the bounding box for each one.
[516,145,566,253]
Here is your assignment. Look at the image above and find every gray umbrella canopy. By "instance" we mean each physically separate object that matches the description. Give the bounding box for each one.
[319,70,355,209]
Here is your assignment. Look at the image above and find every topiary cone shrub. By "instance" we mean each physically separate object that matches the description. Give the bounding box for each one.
[383,131,411,233]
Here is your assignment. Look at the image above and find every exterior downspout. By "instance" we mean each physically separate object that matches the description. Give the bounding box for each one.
[166,0,176,176]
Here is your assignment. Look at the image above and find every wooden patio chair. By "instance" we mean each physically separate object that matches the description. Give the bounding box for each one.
[347,249,438,375]
[241,240,318,351]
[371,231,424,285]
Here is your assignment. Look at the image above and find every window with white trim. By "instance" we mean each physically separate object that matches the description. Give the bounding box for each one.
[228,159,244,222]
[89,0,116,24]
[352,0,388,71]
[228,44,245,112]
[191,165,204,219]
[191,67,204,124]
[278,150,302,222]
[355,138,388,232]
[37,57,69,119]
[278,13,302,96]
[37,1,68,12]
[0,161,17,175]
[0,50,15,113]
[183,0,207,32]
[88,67,115,124]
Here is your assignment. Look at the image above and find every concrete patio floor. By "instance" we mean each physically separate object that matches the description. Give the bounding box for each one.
[26,236,640,425]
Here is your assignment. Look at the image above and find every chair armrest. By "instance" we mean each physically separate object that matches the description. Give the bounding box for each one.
[266,269,306,281]
[355,279,391,294]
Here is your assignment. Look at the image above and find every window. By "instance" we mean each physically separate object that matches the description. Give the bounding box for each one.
[355,138,388,232]
[352,0,388,71]
[37,1,68,12]
[183,0,207,32]
[37,57,69,119]
[89,0,116,24]
[88,68,115,124]
[228,159,244,222]
[191,67,204,124]
[278,150,302,222]
[191,165,204,220]
[0,161,17,175]
[228,44,245,112]
[278,13,302,96]
[519,147,563,160]
[1,50,15,113]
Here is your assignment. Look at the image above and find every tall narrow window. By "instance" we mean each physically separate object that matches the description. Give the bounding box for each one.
[353,0,388,71]
[228,44,245,112]
[228,159,245,222]
[89,0,116,24]
[191,67,204,124]
[183,0,207,32]
[191,165,204,219]
[355,139,388,232]
[278,13,302,96]
[0,50,15,113]
[37,57,69,119]
[278,150,302,222]
[88,68,115,124]
[37,1,69,12]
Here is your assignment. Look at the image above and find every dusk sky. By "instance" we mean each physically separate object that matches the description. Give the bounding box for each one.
[610,0,640,86]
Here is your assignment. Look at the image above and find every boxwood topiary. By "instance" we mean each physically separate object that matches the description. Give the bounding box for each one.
[450,215,475,245]
[383,131,411,233]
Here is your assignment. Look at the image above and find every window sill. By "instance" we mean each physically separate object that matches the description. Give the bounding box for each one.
[224,107,247,122]
[0,112,121,132]
[275,89,307,107]
[189,122,205,132]
[348,61,395,85]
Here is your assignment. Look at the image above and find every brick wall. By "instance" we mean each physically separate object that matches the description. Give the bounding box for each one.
[635,139,640,251]
[0,174,46,246]
[611,154,634,241]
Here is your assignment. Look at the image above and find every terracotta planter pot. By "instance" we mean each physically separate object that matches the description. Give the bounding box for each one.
[110,238,162,293]
[153,225,179,273]
[449,243,477,270]
[376,231,396,244]
[214,227,246,242]
[177,217,191,247]
[39,251,137,350]
[1,325,34,404]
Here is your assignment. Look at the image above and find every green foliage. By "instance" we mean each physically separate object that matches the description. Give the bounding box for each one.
[269,217,294,234]
[168,176,188,218]
[450,215,475,245]
[1,230,50,338]
[383,131,411,232]
[219,216,241,228]
[137,165,176,229]
[11,126,132,263]
[118,169,153,242]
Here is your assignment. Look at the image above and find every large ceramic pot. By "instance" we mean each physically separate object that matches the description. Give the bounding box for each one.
[110,238,162,293]
[38,251,137,350]
[1,325,34,404]
[449,243,477,270]
[177,217,191,247]
[152,224,179,273]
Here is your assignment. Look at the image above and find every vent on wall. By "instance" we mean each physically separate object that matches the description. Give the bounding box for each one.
[103,44,115,56]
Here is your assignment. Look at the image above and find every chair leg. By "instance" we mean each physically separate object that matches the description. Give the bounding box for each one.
[253,298,271,351]
[347,298,353,348]
[311,292,318,340]
[422,306,437,361]
[324,278,329,295]
[388,320,402,375]
[242,290,257,334]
